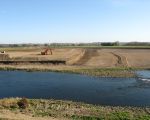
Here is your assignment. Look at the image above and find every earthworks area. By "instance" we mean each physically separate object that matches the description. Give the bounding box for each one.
[0,47,150,68]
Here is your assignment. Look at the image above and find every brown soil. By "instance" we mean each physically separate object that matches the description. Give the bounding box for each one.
[0,54,10,61]
[110,52,128,67]
[0,110,59,120]
[73,49,99,65]
[0,48,150,68]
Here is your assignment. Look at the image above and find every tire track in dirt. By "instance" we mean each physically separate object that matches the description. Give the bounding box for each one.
[110,52,128,67]
[73,49,99,65]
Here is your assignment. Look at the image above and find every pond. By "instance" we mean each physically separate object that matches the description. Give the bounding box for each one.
[0,70,150,107]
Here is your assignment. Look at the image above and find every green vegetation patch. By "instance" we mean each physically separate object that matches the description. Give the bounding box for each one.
[0,66,139,77]
[71,115,104,120]
[61,67,136,78]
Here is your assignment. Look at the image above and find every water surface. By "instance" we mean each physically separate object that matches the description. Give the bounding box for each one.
[0,70,150,107]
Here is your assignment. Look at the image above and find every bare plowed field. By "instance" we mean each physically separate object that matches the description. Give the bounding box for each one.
[0,48,150,68]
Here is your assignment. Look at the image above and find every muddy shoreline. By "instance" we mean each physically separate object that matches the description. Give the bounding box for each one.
[0,64,142,78]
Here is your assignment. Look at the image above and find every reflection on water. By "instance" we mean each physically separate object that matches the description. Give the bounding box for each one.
[0,70,149,107]
[136,70,150,79]
[124,71,150,89]
[135,70,150,88]
[140,78,150,82]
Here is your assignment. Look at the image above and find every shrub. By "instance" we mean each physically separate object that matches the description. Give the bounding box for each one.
[17,98,29,109]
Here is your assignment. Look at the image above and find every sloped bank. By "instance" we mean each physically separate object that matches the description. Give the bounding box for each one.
[0,65,136,78]
[0,98,149,120]
[0,60,66,65]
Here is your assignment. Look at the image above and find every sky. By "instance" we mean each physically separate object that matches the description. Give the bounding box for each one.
[0,0,150,44]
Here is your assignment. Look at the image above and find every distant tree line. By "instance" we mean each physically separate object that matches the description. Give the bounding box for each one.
[123,42,150,46]
[49,42,101,47]
[49,41,120,46]
[101,41,119,46]
[0,41,149,47]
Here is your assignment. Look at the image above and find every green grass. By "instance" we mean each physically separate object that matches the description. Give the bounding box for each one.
[109,112,131,120]
[71,115,104,120]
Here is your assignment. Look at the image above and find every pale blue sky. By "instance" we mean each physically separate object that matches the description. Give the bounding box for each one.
[0,0,150,43]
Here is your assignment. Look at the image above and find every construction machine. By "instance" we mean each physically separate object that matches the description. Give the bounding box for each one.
[1,51,5,54]
[41,48,53,55]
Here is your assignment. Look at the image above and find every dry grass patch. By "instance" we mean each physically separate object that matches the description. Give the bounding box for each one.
[0,98,150,120]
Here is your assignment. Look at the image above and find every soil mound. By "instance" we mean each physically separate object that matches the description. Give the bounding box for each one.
[0,54,10,61]
[73,49,99,65]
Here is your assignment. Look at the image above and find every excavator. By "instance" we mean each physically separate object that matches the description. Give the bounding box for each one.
[41,48,53,55]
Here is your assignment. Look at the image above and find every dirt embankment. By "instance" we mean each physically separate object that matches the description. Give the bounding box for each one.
[68,49,129,67]
[66,48,85,65]
[74,49,98,65]
[0,54,10,61]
